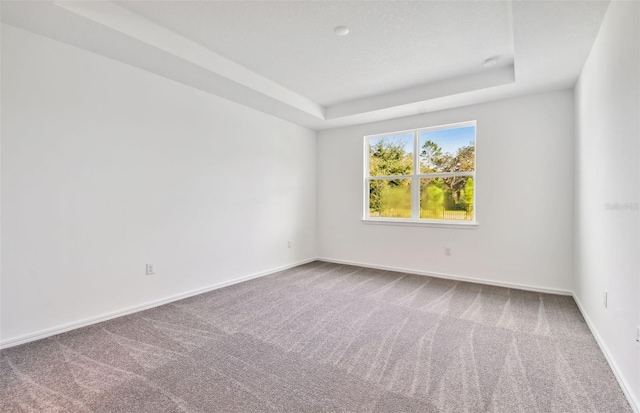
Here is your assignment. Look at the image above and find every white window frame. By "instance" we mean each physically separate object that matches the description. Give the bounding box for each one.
[363,120,478,229]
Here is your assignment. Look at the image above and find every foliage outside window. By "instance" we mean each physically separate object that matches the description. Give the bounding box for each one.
[365,121,476,223]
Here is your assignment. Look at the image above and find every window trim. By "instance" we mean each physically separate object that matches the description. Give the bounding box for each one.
[363,120,477,226]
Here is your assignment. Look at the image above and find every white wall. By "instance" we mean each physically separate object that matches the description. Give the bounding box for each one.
[0,24,317,345]
[318,90,574,293]
[574,0,640,408]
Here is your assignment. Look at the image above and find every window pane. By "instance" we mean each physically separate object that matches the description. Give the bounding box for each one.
[420,177,474,221]
[369,179,411,218]
[419,126,475,173]
[368,133,414,177]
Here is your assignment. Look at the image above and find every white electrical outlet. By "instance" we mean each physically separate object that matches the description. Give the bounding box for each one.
[444,247,452,256]
[636,327,640,343]
[287,240,292,248]
[603,291,608,308]
[146,263,155,275]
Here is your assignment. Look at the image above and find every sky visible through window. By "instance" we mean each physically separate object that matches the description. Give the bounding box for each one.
[369,126,475,161]
[419,126,475,155]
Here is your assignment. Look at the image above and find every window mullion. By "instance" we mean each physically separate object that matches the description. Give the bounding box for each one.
[412,130,420,220]
[417,172,475,179]
[369,175,413,180]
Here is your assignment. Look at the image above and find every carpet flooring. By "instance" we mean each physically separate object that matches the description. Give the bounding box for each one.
[0,261,632,412]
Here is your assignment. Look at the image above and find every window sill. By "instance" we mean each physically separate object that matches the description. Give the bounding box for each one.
[361,219,478,229]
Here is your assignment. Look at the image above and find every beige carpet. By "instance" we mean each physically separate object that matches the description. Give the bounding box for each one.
[0,261,632,412]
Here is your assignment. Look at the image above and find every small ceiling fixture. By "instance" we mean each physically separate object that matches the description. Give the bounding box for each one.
[482,55,501,68]
[334,26,350,36]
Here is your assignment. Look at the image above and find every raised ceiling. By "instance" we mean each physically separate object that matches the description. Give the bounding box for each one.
[1,1,610,130]
[115,1,515,107]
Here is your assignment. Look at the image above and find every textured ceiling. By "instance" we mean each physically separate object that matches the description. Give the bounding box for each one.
[115,1,514,106]
[1,1,611,130]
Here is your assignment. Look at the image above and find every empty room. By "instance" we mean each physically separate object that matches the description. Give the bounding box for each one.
[1,0,639,412]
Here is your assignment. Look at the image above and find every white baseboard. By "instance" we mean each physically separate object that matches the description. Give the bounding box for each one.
[573,295,639,413]
[318,257,573,296]
[0,257,317,350]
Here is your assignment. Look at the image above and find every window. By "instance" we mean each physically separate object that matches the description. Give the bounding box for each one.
[364,121,476,225]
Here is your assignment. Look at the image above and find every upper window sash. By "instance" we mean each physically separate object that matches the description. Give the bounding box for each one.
[365,120,476,178]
